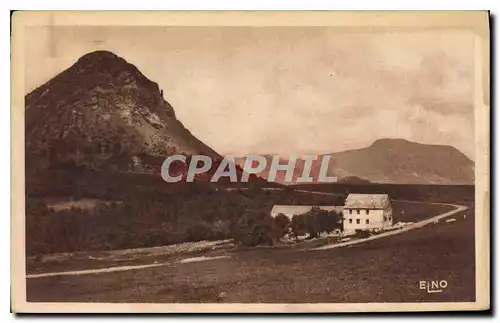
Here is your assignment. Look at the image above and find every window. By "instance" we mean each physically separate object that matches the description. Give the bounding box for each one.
[366,209,369,215]
[366,219,369,224]
[356,210,360,215]
[356,219,360,224]
[384,216,387,221]
[349,219,353,224]
[349,209,352,214]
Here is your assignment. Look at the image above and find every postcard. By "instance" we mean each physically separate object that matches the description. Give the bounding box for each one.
[11,11,490,313]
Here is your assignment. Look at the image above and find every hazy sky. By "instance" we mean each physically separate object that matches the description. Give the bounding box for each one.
[25,26,476,159]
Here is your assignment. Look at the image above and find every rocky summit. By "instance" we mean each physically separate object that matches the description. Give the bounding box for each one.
[25,50,220,175]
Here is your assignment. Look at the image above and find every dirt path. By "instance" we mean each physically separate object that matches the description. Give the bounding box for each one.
[312,201,468,251]
[26,262,168,279]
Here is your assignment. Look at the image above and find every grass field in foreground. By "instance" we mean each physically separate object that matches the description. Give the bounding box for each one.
[26,205,474,303]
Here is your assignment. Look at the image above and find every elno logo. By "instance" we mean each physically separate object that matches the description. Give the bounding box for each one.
[419,280,448,293]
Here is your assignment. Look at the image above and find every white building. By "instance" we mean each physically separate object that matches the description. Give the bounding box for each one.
[343,194,393,233]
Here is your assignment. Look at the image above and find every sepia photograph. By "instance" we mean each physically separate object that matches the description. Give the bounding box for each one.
[10,11,490,313]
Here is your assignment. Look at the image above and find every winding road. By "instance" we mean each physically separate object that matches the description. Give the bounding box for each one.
[312,201,468,250]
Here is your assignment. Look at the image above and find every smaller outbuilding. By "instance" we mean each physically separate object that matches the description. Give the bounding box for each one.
[270,205,343,220]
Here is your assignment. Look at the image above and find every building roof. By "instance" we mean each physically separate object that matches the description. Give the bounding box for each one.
[270,205,343,218]
[344,194,390,209]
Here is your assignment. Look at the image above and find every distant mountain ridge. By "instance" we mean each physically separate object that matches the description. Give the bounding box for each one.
[325,138,474,185]
[234,139,474,185]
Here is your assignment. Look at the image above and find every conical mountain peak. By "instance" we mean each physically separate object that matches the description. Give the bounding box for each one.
[25,51,220,176]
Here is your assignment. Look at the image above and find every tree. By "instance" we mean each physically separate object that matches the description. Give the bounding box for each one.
[212,220,231,240]
[291,214,307,240]
[315,209,335,234]
[230,210,275,246]
[185,222,213,242]
[355,229,370,238]
[337,211,344,232]
[317,210,343,234]
[304,206,322,238]
[273,213,290,238]
[298,207,344,239]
